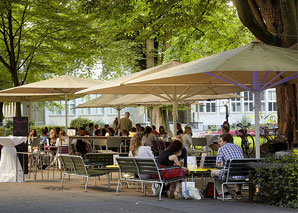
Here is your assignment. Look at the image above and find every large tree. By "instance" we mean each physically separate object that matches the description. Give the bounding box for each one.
[0,0,108,117]
[232,0,298,148]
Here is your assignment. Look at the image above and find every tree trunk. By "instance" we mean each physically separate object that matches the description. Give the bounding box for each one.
[233,0,298,148]
[146,39,155,68]
[0,102,3,125]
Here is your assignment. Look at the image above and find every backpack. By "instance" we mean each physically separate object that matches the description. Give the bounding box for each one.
[204,182,219,198]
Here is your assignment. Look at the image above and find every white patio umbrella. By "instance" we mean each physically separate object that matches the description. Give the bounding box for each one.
[0,75,103,128]
[123,41,298,158]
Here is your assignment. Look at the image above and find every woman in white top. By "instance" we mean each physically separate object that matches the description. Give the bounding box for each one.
[129,132,154,179]
[181,125,192,152]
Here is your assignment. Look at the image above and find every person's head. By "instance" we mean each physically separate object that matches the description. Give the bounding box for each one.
[219,134,233,147]
[129,132,144,156]
[59,129,66,137]
[144,126,152,136]
[140,127,145,132]
[184,126,192,134]
[78,127,86,136]
[55,127,61,135]
[94,124,99,130]
[159,126,166,134]
[50,129,56,139]
[136,123,142,132]
[222,126,230,134]
[114,117,118,121]
[41,128,47,136]
[45,127,49,133]
[168,140,183,156]
[89,123,94,130]
[29,129,37,137]
[131,127,137,133]
[107,127,115,136]
[125,112,130,118]
[222,121,230,129]
[104,124,109,129]
[177,123,182,131]
[152,125,156,131]
[94,129,102,136]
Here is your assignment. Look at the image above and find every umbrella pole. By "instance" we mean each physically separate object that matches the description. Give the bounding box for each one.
[149,107,153,126]
[173,101,178,137]
[254,91,261,158]
[186,104,190,125]
[65,94,68,130]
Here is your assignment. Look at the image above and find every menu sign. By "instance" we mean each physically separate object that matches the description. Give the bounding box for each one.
[13,117,29,136]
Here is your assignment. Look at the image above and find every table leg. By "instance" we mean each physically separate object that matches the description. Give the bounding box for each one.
[249,170,255,203]
[23,154,25,182]
[15,153,18,182]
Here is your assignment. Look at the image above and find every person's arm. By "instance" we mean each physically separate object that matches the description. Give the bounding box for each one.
[168,154,180,166]
[216,148,223,168]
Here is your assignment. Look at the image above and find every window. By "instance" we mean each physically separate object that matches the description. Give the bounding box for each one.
[69,103,75,115]
[108,108,118,115]
[268,90,277,111]
[206,101,216,113]
[260,91,265,111]
[199,101,204,112]
[230,92,241,112]
[244,91,254,112]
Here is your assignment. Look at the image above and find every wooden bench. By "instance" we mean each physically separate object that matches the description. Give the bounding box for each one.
[60,155,111,192]
[116,157,186,200]
[213,158,262,201]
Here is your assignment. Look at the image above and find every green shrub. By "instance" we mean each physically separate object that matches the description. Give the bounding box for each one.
[254,153,298,209]
[70,117,91,129]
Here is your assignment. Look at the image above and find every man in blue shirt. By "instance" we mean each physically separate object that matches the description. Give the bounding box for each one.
[211,134,244,200]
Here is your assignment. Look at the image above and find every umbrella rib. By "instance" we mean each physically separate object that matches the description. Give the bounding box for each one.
[158,86,173,101]
[137,86,172,102]
[221,73,253,91]
[263,73,298,90]
[177,85,191,100]
[260,71,285,91]
[259,71,270,87]
[206,72,252,91]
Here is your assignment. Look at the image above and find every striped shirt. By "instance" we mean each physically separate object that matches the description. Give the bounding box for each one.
[216,143,244,179]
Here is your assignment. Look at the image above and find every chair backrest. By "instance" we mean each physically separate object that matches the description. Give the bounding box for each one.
[226,158,262,179]
[107,137,122,148]
[60,155,75,172]
[93,139,108,151]
[31,136,40,148]
[71,155,88,175]
[192,137,207,147]
[116,157,138,178]
[85,153,114,166]
[134,158,160,180]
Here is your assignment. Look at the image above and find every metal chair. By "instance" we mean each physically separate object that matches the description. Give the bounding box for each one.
[93,139,108,152]
[189,137,210,155]
[107,137,122,153]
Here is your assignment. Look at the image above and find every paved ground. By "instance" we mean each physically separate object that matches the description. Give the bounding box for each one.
[0,172,295,213]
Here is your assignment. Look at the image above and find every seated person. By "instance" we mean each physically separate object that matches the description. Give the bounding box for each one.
[76,127,88,156]
[158,140,186,199]
[136,123,142,132]
[211,134,244,200]
[41,128,49,147]
[222,125,230,134]
[102,124,110,136]
[94,129,102,136]
[142,126,157,147]
[129,127,137,137]
[181,126,192,152]
[177,123,183,135]
[49,129,57,146]
[106,127,115,136]
[56,129,66,146]
[158,126,167,139]
[151,125,158,135]
[129,132,154,158]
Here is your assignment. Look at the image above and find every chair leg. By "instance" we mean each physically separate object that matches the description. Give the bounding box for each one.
[108,173,111,191]
[159,183,164,201]
[214,179,216,199]
[61,173,65,188]
[116,180,121,195]
[85,176,89,192]
[221,183,225,201]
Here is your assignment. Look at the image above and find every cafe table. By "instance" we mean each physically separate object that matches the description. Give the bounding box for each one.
[0,136,27,182]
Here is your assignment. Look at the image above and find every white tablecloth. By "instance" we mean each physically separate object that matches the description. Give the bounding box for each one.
[0,136,27,182]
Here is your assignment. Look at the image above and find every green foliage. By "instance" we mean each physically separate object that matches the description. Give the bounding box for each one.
[254,154,298,209]
[70,117,91,129]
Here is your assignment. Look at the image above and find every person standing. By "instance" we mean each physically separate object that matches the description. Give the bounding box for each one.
[112,117,119,133]
[118,112,132,135]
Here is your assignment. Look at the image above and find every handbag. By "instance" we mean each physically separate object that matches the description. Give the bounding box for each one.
[152,165,185,179]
